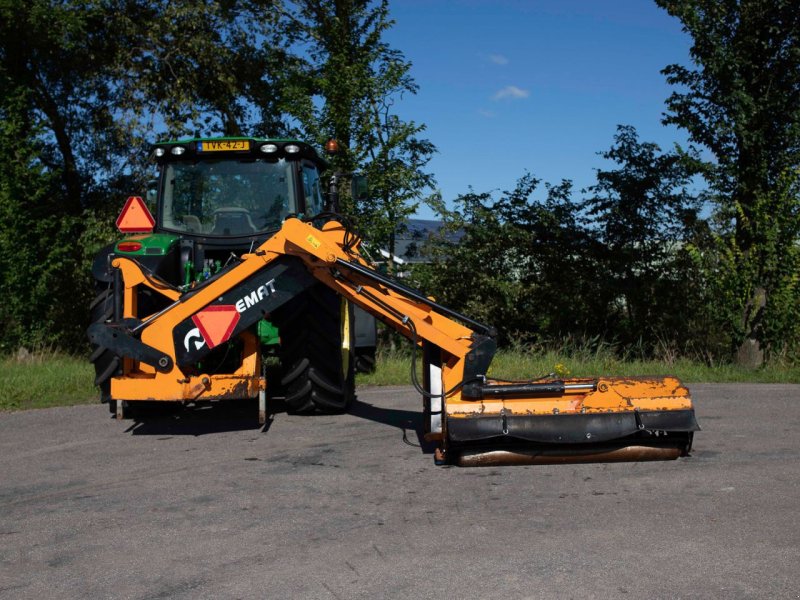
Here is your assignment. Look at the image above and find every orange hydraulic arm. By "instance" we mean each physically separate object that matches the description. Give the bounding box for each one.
[89,217,699,465]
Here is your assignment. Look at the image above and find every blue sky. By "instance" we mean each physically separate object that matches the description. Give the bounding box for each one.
[382,0,695,218]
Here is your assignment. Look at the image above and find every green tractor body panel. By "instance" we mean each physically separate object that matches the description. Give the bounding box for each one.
[258,319,281,346]
[115,233,180,256]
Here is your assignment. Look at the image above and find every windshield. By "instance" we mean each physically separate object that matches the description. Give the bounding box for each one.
[160,159,297,236]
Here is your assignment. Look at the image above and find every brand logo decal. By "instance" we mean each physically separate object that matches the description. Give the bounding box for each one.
[181,278,278,355]
[183,327,206,352]
[235,278,276,313]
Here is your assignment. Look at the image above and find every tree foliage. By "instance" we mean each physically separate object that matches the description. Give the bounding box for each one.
[277,0,436,256]
[1,0,798,368]
[0,1,135,209]
[415,175,603,346]
[416,127,711,354]
[582,125,706,347]
[657,0,800,364]
[0,0,436,352]
[114,0,291,139]
[0,0,129,350]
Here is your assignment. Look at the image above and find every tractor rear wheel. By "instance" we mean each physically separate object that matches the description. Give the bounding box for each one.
[89,288,119,412]
[275,284,355,414]
[89,285,170,416]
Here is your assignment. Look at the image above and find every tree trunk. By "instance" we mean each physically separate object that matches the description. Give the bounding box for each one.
[735,287,766,368]
[36,85,82,214]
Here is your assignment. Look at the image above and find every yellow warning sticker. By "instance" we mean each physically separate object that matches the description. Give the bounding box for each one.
[306,235,321,249]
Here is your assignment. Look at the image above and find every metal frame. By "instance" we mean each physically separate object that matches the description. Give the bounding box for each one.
[95,218,699,460]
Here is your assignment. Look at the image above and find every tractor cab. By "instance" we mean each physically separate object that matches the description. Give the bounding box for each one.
[98,137,333,296]
[151,138,328,241]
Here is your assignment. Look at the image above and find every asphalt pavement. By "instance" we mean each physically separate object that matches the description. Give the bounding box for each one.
[0,384,798,599]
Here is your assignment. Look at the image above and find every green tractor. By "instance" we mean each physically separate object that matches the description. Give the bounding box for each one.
[90,137,376,415]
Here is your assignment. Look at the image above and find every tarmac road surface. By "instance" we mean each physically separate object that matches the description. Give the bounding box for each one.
[0,383,798,599]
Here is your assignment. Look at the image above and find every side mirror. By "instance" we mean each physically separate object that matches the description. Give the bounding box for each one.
[146,179,158,209]
[351,174,368,202]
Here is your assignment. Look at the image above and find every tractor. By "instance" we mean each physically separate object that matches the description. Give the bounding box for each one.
[90,137,375,417]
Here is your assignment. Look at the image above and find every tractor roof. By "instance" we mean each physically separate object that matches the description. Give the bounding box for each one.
[151,137,327,168]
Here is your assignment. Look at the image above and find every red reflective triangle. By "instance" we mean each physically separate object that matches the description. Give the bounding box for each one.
[116,196,155,233]
[192,305,240,349]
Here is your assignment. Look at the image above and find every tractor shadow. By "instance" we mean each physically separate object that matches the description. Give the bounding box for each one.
[346,398,437,454]
[122,395,436,455]
[123,400,269,436]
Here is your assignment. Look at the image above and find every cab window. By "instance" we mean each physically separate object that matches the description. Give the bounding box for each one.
[160,158,296,236]
[302,164,325,216]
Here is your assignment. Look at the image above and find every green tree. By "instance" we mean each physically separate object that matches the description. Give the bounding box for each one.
[0,92,74,350]
[583,125,705,350]
[115,0,292,139]
[0,0,132,350]
[657,0,800,365]
[0,0,435,351]
[277,0,436,257]
[416,174,600,345]
[0,0,293,351]
[0,0,133,212]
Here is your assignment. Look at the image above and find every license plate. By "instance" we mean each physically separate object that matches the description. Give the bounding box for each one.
[198,140,250,152]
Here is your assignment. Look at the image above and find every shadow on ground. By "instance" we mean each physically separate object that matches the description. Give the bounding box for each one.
[123,400,266,436]
[121,394,435,453]
[347,398,436,453]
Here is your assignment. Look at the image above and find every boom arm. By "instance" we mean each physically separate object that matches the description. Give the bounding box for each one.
[89,217,699,465]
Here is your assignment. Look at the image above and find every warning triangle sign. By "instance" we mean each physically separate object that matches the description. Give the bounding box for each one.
[116,196,155,233]
[192,305,240,349]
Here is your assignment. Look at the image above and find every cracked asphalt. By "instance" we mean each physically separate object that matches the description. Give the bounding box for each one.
[0,384,798,599]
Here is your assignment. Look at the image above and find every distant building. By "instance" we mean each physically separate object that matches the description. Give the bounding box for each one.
[375,218,463,269]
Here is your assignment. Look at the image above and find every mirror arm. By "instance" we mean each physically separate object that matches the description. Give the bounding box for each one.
[327,172,340,212]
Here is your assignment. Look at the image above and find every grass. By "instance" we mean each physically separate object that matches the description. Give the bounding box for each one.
[486,348,800,383]
[357,347,800,387]
[2,346,799,413]
[0,350,97,412]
